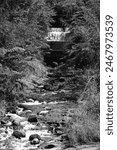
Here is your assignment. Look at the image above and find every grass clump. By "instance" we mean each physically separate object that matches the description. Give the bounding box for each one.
[65,79,100,146]
[67,114,100,146]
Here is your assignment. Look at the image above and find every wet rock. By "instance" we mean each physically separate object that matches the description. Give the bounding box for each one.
[39,110,49,116]
[6,114,26,130]
[20,120,28,127]
[28,114,38,123]
[17,104,28,111]
[1,120,12,126]
[47,123,63,135]
[1,120,7,125]
[44,144,56,149]
[29,134,41,142]
[12,119,20,126]
[45,107,51,111]
[30,138,40,145]
[47,125,54,133]
[37,114,43,121]
[53,127,64,136]
[0,120,12,133]
[16,107,24,115]
[24,110,32,114]
[12,130,26,139]
[37,112,40,115]
[60,134,69,142]
[26,98,34,103]
[6,113,26,123]
[12,120,21,130]
[21,110,32,117]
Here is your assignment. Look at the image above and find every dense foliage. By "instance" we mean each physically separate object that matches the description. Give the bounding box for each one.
[0,0,55,110]
[0,0,100,110]
[46,0,100,97]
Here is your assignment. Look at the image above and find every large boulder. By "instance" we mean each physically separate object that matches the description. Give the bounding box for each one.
[28,114,38,123]
[6,113,26,125]
[1,120,12,126]
[12,130,26,139]
[29,134,41,142]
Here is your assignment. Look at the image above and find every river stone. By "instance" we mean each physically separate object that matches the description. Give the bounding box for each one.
[17,104,28,111]
[1,120,12,127]
[39,110,49,116]
[6,113,26,126]
[60,134,69,142]
[28,114,38,123]
[21,110,32,117]
[29,134,41,141]
[44,144,56,149]
[45,107,51,111]
[12,130,26,139]
[1,120,7,125]
[53,127,63,135]
[6,113,26,121]
[30,138,40,145]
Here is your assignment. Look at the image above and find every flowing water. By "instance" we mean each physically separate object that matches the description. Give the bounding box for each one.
[0,99,99,150]
[0,101,66,150]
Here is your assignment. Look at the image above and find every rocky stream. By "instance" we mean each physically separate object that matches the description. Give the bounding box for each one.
[0,92,99,150]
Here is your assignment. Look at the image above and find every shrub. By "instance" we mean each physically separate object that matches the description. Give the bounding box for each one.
[67,117,99,146]
[65,79,100,146]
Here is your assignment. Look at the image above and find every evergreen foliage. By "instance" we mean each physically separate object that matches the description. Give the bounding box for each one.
[0,0,100,103]
[46,0,100,96]
[0,0,55,104]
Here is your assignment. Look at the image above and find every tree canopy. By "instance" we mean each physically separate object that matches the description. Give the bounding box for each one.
[0,0,100,104]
